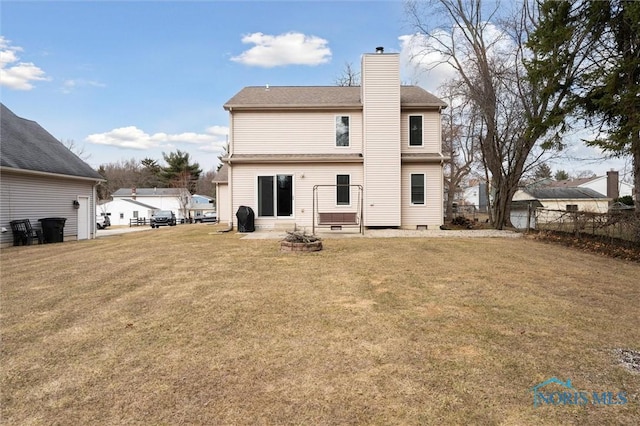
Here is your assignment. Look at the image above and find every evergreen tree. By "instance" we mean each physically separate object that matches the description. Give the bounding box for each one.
[527,0,640,206]
[554,170,570,181]
[534,163,553,180]
[161,150,202,194]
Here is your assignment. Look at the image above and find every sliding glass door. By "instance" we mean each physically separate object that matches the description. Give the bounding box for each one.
[258,174,293,217]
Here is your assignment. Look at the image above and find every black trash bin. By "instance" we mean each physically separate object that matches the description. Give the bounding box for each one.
[236,206,255,232]
[38,217,67,243]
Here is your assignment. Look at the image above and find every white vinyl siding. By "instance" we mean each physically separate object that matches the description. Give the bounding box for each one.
[232,111,363,154]
[361,53,401,226]
[0,171,97,246]
[401,164,443,228]
[231,163,363,229]
[401,111,441,153]
[216,183,230,224]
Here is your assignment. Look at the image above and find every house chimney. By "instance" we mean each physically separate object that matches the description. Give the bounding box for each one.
[375,46,384,54]
[606,170,619,201]
[132,187,137,200]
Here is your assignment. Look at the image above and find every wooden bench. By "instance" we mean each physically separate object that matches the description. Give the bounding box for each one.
[318,212,359,226]
[9,219,44,246]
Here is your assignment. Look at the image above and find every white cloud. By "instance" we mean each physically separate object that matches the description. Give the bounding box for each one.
[231,32,331,67]
[0,36,50,90]
[60,79,106,94]
[86,125,229,151]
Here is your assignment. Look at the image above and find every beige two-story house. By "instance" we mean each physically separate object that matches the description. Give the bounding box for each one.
[220,48,448,231]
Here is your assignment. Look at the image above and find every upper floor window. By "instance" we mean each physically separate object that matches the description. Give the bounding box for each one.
[566,204,578,212]
[336,174,350,205]
[409,115,423,146]
[411,173,425,205]
[336,116,350,147]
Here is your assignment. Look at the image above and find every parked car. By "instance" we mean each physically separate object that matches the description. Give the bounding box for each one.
[97,214,110,229]
[194,211,217,223]
[150,210,177,228]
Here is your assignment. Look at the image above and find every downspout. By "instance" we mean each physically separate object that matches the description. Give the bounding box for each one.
[227,110,234,231]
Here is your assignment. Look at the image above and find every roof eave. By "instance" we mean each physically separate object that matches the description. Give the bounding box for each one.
[225,155,364,164]
[224,104,363,112]
[401,154,450,164]
[0,166,105,182]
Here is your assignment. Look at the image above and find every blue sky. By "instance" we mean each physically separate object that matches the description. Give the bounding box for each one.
[1,0,631,180]
[2,1,417,172]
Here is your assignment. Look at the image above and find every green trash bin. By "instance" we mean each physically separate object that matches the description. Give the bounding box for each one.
[38,217,67,243]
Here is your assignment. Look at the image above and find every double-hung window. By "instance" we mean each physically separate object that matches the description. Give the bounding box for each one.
[409,115,423,146]
[336,116,350,147]
[411,174,425,205]
[336,175,350,205]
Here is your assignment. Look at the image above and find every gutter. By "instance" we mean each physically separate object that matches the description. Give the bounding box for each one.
[1,166,106,183]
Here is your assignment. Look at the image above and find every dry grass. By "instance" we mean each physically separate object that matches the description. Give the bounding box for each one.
[1,225,639,425]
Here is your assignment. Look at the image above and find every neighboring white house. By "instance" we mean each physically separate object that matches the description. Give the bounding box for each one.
[1,103,104,247]
[98,198,158,226]
[220,47,448,231]
[461,180,489,213]
[190,194,215,221]
[512,187,610,228]
[101,187,191,225]
[509,170,633,229]
[546,170,633,199]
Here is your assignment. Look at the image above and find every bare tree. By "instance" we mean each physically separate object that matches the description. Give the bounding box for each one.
[334,62,361,87]
[217,141,229,171]
[96,158,143,200]
[169,170,194,221]
[196,169,217,198]
[406,0,573,229]
[441,80,482,221]
[62,139,91,161]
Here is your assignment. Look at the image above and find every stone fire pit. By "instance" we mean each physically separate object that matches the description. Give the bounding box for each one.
[280,231,322,252]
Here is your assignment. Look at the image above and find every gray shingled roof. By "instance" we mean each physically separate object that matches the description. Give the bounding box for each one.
[122,199,159,209]
[0,103,103,180]
[527,187,608,199]
[112,187,185,197]
[545,177,598,188]
[212,164,228,183]
[224,86,447,110]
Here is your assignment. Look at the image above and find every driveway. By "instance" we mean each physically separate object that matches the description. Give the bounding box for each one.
[96,226,153,237]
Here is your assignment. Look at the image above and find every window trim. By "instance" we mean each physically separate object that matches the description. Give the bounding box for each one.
[336,174,351,207]
[410,173,426,205]
[335,115,350,148]
[408,114,424,147]
[256,174,295,218]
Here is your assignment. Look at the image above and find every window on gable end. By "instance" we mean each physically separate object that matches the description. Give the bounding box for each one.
[336,116,350,147]
[409,115,423,146]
